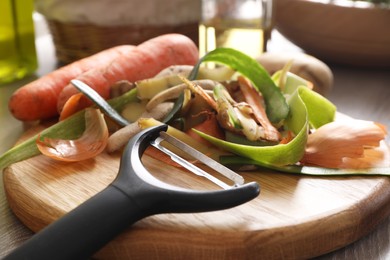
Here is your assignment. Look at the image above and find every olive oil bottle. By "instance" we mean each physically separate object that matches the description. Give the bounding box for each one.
[199,18,268,58]
[0,0,37,84]
[199,0,273,58]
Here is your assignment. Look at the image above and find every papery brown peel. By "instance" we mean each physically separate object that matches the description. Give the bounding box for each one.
[37,108,109,162]
[301,120,387,168]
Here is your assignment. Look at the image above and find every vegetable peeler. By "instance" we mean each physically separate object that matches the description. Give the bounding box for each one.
[5,124,260,260]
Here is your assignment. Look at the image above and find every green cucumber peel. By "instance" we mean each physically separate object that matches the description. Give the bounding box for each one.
[272,71,336,129]
[220,155,390,176]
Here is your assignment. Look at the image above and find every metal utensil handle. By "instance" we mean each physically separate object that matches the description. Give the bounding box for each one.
[4,185,145,260]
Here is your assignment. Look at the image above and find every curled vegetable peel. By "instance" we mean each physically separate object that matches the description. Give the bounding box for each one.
[237,76,280,142]
[301,118,388,169]
[36,108,109,162]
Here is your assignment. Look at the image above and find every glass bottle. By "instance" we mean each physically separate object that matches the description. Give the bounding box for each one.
[199,0,274,58]
[0,0,37,85]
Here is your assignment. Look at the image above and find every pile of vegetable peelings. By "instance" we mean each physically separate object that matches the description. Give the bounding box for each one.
[1,38,389,176]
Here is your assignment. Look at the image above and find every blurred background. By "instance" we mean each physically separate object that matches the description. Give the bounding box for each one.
[1,0,389,86]
[33,0,390,67]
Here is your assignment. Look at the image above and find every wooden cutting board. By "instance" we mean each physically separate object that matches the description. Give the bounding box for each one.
[4,126,390,259]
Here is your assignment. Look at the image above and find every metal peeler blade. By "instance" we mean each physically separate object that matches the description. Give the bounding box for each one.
[151,131,244,189]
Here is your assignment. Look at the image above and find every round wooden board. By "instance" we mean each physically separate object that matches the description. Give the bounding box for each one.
[4,127,390,259]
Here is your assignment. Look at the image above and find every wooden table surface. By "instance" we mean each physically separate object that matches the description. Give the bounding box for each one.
[1,14,390,259]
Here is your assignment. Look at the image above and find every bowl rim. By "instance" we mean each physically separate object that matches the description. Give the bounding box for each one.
[303,0,390,9]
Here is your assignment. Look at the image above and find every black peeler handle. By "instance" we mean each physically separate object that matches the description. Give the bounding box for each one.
[4,184,147,260]
[5,125,260,259]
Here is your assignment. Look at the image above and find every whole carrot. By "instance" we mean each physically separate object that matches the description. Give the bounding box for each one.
[8,45,135,121]
[56,33,199,114]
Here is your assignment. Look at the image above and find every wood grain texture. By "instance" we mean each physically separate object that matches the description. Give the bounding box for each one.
[3,127,390,260]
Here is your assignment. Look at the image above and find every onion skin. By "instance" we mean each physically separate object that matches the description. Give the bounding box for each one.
[36,108,109,162]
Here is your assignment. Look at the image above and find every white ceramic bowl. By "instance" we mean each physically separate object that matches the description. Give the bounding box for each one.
[274,0,390,68]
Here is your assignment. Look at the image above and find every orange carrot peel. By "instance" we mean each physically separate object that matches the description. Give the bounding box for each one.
[59,93,85,121]
[237,76,281,142]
